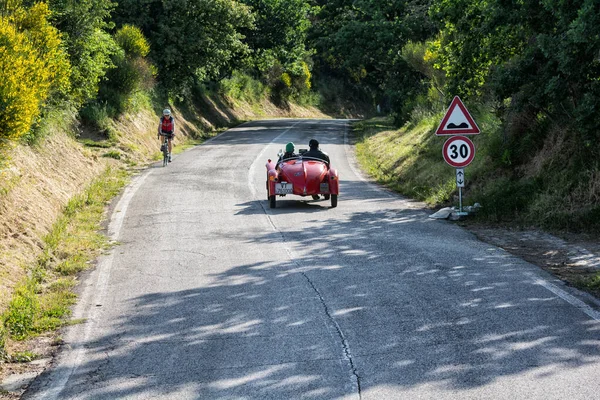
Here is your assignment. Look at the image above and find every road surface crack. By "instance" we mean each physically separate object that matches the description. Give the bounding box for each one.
[299,268,362,398]
[257,200,362,398]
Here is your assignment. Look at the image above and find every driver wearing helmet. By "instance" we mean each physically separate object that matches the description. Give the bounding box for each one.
[158,108,175,162]
[278,142,297,163]
[303,139,330,164]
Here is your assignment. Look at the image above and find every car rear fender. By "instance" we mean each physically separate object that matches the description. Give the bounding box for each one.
[328,168,339,195]
[266,160,278,195]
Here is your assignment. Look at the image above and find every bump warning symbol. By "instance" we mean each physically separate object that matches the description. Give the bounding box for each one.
[435,96,480,136]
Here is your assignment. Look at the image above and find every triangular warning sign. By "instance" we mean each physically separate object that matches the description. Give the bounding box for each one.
[435,96,480,135]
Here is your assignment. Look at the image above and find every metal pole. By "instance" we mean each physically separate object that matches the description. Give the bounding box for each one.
[459,187,463,213]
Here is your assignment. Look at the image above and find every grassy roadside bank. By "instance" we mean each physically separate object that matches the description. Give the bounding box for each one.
[2,168,128,353]
[353,112,600,234]
[354,116,460,207]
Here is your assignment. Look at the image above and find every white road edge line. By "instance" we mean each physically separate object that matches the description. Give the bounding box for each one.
[35,171,150,400]
[528,273,600,321]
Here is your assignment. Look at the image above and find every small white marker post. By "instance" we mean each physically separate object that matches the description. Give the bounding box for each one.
[456,168,465,214]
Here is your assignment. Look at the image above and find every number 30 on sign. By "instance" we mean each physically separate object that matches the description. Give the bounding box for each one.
[442,136,475,168]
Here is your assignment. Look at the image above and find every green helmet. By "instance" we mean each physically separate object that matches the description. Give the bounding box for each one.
[285,142,295,153]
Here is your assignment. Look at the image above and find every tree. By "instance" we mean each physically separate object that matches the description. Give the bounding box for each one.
[47,0,118,106]
[239,0,314,84]
[310,0,436,118]
[98,25,154,113]
[114,0,254,90]
[431,0,600,145]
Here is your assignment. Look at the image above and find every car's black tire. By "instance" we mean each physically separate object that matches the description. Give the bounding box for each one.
[324,194,330,200]
[330,194,338,208]
[269,195,276,208]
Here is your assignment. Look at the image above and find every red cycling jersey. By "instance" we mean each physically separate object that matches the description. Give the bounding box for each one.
[160,116,174,134]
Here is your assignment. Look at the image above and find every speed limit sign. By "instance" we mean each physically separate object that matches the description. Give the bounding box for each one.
[442,136,475,167]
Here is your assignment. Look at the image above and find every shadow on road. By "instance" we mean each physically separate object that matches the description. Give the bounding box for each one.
[30,208,600,398]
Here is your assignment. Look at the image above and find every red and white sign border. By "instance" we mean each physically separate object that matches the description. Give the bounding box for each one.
[435,96,480,136]
[442,136,475,168]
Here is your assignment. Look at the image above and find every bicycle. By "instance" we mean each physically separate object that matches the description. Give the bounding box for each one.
[159,134,170,166]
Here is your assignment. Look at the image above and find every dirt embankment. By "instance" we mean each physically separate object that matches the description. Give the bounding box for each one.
[0,132,106,313]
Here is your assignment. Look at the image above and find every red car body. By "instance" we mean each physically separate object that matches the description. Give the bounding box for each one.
[266,155,339,208]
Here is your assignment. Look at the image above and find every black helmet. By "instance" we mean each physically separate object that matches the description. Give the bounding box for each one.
[309,139,319,149]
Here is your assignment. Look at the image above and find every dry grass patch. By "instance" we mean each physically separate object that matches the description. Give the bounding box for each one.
[0,131,107,315]
[1,167,128,354]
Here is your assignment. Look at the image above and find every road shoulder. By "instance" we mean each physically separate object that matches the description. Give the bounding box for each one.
[463,222,600,302]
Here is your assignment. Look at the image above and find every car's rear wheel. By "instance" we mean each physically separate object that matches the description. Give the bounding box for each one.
[330,194,337,208]
[269,195,276,208]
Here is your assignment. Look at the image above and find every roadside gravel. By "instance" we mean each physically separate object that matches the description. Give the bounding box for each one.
[464,222,600,301]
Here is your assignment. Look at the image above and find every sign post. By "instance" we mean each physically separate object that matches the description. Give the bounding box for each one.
[442,136,474,214]
[437,96,479,216]
[456,168,465,213]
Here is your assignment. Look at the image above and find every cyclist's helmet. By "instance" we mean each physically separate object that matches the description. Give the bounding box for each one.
[163,109,171,117]
[286,142,295,153]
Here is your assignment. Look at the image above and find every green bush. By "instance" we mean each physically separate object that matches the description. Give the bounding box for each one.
[4,282,38,340]
[475,178,539,222]
[97,25,154,114]
[114,25,149,57]
[79,102,112,130]
[219,71,267,103]
[0,320,7,361]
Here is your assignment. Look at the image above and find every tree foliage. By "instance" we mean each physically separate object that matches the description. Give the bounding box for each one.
[114,0,254,90]
[239,0,314,81]
[310,0,436,118]
[47,0,117,106]
[114,24,150,58]
[431,0,600,144]
[99,25,154,113]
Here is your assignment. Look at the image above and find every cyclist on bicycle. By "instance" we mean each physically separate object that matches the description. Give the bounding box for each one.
[158,108,175,162]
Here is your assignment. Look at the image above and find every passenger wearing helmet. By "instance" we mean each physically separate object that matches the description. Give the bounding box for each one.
[158,108,175,162]
[278,142,297,163]
[303,138,330,164]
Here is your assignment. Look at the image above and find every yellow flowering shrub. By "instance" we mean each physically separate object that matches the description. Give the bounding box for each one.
[301,62,311,91]
[114,25,150,58]
[281,72,292,88]
[0,2,70,142]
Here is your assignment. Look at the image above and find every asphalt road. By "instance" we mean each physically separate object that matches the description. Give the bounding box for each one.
[26,119,600,399]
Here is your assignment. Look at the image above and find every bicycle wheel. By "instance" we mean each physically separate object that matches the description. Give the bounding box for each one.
[162,141,169,166]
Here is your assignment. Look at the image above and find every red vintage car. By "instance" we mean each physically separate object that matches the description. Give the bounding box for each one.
[266,152,339,208]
